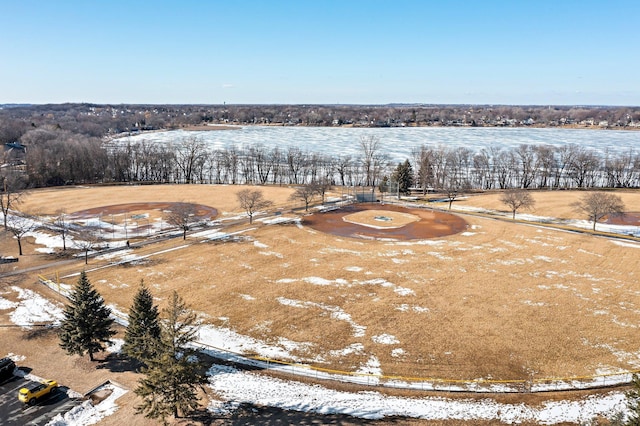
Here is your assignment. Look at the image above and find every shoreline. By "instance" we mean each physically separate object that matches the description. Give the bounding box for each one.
[178,123,640,132]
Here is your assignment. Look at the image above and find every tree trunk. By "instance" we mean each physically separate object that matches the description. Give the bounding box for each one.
[513,210,516,220]
[89,350,94,361]
[17,238,23,256]
[85,250,89,264]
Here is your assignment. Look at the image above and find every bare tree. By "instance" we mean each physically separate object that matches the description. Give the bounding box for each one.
[289,185,318,212]
[164,202,198,240]
[572,192,625,231]
[500,189,536,219]
[312,178,332,204]
[7,213,37,256]
[443,177,471,210]
[174,138,206,183]
[54,209,70,251]
[74,229,101,264]
[0,171,28,230]
[236,189,273,224]
[360,135,381,187]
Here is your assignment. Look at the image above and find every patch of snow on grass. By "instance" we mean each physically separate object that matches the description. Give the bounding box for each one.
[45,382,127,426]
[427,251,453,260]
[27,230,73,254]
[0,296,18,310]
[239,294,256,301]
[259,251,284,258]
[328,343,365,357]
[95,249,133,260]
[198,324,305,362]
[356,356,382,377]
[9,286,64,329]
[303,277,349,286]
[253,240,269,248]
[396,304,429,313]
[522,300,547,307]
[391,348,405,358]
[372,334,399,345]
[277,297,307,308]
[5,352,26,362]
[353,278,415,296]
[345,266,363,272]
[612,240,640,249]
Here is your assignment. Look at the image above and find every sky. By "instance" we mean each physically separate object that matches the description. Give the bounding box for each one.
[1,0,638,106]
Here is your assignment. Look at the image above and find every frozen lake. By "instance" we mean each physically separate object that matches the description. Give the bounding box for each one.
[114,126,639,163]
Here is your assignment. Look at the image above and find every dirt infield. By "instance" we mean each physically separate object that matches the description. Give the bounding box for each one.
[304,203,468,240]
[604,212,640,226]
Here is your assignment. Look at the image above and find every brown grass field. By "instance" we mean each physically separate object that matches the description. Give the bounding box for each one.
[2,185,640,389]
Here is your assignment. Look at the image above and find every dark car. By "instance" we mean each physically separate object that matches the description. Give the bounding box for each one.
[0,357,16,382]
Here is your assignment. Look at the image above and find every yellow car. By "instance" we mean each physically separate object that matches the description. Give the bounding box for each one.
[18,379,58,405]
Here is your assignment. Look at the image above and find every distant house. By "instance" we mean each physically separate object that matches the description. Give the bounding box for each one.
[3,142,27,167]
[5,142,26,152]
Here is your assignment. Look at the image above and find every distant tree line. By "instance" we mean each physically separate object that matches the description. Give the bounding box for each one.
[1,103,640,144]
[1,130,639,192]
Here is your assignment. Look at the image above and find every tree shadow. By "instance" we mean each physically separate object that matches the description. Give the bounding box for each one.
[96,353,141,373]
[22,325,59,341]
[190,403,410,425]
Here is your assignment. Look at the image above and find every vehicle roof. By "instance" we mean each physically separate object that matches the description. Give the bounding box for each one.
[0,358,16,368]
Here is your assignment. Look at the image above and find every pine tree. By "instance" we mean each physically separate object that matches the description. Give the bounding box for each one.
[392,159,414,195]
[135,291,204,423]
[123,280,161,365]
[59,271,115,361]
[626,374,640,425]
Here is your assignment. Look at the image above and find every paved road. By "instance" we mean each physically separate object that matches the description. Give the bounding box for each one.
[0,373,81,425]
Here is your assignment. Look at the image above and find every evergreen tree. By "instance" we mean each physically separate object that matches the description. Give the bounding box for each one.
[392,159,414,195]
[135,291,205,423]
[123,280,161,365]
[59,271,115,361]
[626,374,640,425]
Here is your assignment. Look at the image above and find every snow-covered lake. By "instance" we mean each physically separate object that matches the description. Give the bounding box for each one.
[113,126,640,163]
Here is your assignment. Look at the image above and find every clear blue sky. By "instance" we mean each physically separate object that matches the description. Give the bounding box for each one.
[1,0,638,106]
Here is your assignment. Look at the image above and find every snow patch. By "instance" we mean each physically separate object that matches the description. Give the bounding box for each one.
[372,334,399,345]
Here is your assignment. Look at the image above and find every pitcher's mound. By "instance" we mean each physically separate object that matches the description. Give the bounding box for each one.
[304,203,467,240]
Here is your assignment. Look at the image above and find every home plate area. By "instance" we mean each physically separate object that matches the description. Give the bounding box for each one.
[304,203,468,240]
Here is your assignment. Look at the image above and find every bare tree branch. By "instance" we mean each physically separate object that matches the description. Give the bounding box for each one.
[236,189,273,224]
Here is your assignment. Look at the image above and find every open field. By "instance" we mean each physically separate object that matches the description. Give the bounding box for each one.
[0,185,640,421]
[2,185,638,385]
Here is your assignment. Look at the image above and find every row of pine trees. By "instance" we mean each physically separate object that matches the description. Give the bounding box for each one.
[58,272,205,423]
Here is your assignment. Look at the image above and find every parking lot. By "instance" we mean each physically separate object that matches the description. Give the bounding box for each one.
[0,373,81,425]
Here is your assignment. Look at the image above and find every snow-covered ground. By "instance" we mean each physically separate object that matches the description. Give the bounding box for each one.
[206,363,629,424]
[45,382,128,426]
